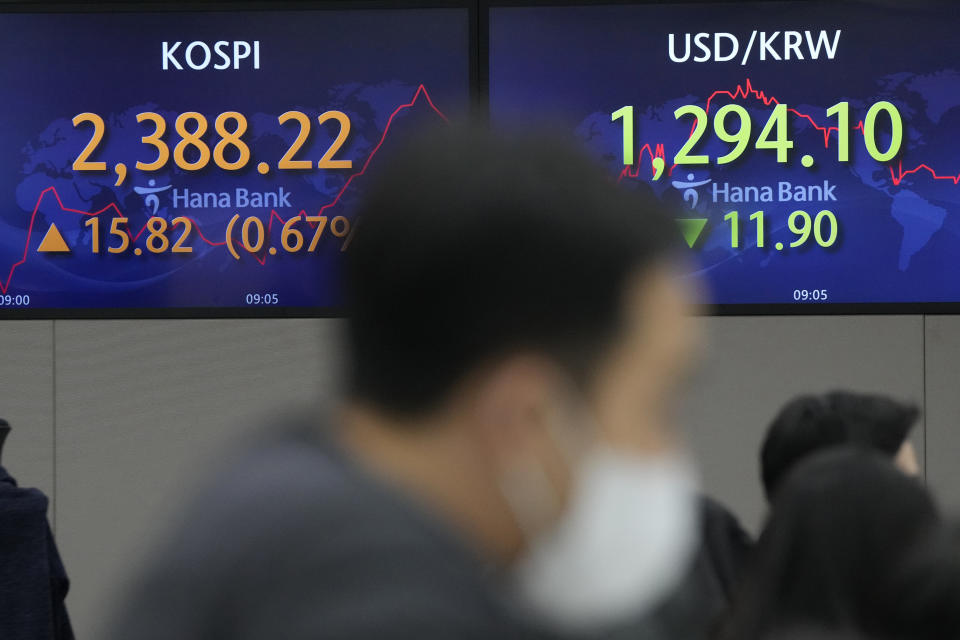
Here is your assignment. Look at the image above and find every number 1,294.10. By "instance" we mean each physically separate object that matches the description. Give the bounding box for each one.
[611,101,903,167]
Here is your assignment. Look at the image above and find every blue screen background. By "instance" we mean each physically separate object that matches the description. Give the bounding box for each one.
[0,9,469,312]
[490,1,960,306]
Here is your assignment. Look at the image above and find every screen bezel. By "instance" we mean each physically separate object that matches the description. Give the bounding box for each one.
[481,0,958,316]
[3,0,954,317]
[0,0,477,319]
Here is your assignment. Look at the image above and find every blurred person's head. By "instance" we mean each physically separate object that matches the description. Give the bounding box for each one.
[723,448,940,640]
[762,630,874,640]
[342,125,702,631]
[761,391,920,501]
[875,528,960,640]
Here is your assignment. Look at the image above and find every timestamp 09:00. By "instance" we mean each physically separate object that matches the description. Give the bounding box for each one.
[0,294,30,307]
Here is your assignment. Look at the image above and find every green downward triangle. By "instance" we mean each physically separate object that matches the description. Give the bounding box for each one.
[676,218,708,248]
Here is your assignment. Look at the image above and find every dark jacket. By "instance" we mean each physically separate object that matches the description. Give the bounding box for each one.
[634,495,754,640]
[107,419,555,640]
[0,466,74,640]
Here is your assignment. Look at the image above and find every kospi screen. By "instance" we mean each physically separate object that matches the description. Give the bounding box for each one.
[0,6,469,317]
[489,1,960,310]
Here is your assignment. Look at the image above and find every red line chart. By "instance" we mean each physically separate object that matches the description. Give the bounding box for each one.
[0,84,448,294]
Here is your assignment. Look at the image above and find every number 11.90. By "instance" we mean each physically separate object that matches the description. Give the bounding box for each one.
[724,210,838,250]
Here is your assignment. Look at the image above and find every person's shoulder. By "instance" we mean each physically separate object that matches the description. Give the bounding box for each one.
[0,465,49,514]
[177,411,365,549]
[107,411,382,637]
[172,407,475,580]
[110,410,557,640]
[212,423,351,511]
[701,495,752,541]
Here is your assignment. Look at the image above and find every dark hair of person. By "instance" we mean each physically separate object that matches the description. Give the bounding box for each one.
[756,628,872,640]
[875,527,960,640]
[721,448,941,640]
[344,125,679,416]
[761,391,919,500]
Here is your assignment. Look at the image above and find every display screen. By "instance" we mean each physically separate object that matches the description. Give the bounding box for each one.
[490,1,960,309]
[0,7,469,316]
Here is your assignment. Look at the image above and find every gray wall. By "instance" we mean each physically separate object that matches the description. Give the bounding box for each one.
[1,315,958,637]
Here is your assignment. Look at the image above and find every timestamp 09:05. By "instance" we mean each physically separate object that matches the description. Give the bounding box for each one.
[245,293,279,305]
[794,289,828,302]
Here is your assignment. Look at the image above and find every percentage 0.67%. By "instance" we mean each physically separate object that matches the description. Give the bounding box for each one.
[225,213,355,260]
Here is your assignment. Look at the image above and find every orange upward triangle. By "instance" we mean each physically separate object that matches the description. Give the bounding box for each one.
[37,222,70,253]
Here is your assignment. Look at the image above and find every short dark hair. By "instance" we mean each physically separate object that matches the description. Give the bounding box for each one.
[344,126,678,416]
[723,448,940,640]
[760,391,920,500]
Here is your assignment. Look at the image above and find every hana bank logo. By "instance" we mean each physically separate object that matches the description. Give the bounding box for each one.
[134,179,173,215]
[671,171,712,208]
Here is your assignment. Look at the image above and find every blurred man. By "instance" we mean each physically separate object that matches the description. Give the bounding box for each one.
[761,391,921,501]
[107,127,703,639]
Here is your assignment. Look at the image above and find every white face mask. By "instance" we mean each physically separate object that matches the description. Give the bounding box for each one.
[504,444,701,633]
